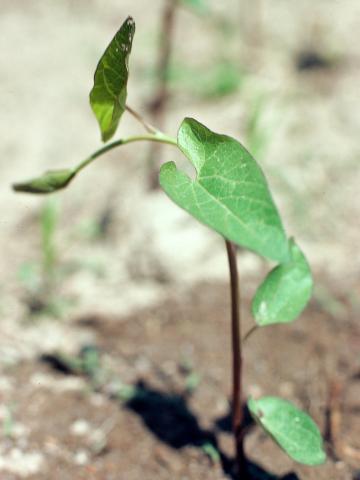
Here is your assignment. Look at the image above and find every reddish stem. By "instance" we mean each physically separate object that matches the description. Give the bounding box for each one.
[225,240,248,478]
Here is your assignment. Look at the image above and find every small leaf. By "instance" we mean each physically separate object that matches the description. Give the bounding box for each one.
[90,17,135,142]
[159,118,289,262]
[248,396,326,466]
[252,239,313,326]
[202,442,220,462]
[13,169,75,194]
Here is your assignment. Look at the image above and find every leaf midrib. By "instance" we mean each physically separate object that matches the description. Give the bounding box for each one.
[192,177,271,250]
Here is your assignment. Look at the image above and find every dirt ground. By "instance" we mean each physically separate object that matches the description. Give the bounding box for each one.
[0,284,359,479]
[1,0,360,479]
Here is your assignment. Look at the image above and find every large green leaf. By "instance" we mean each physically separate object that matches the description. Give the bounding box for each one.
[13,169,75,194]
[159,118,289,262]
[252,239,313,326]
[90,17,135,142]
[248,396,326,466]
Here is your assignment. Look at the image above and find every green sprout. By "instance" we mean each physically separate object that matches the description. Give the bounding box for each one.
[13,17,326,478]
[18,198,66,317]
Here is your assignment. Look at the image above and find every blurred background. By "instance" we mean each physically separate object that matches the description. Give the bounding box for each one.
[1,1,360,479]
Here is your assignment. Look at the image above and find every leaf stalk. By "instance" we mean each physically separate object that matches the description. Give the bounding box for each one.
[125,105,158,134]
[74,132,177,176]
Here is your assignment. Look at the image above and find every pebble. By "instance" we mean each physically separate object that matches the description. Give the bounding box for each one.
[70,419,91,436]
[74,449,89,465]
[0,448,43,475]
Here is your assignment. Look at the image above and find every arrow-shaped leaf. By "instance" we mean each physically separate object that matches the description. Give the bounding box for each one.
[90,17,135,142]
[248,396,326,466]
[252,239,313,326]
[159,118,289,262]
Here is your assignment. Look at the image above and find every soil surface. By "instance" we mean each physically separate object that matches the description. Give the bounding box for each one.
[1,284,360,479]
[1,0,360,479]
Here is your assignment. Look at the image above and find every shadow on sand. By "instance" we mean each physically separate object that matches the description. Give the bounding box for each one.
[124,380,299,480]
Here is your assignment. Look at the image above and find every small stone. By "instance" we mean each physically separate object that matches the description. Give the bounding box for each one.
[70,419,91,436]
[0,449,43,475]
[13,423,29,438]
[74,449,89,465]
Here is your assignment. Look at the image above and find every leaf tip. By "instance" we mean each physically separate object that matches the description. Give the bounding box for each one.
[125,16,135,28]
[159,161,177,181]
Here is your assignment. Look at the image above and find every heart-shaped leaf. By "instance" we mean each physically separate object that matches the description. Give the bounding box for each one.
[13,169,75,194]
[252,239,313,326]
[90,17,135,142]
[248,396,326,466]
[159,118,289,262]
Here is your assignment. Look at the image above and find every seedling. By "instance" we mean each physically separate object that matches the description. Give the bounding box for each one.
[13,17,326,477]
[2,405,15,439]
[18,198,64,316]
[42,345,106,390]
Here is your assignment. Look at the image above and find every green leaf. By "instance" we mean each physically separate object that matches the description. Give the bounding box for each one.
[248,396,326,466]
[13,169,75,194]
[252,239,313,326]
[159,118,289,262]
[90,17,135,142]
[202,442,220,462]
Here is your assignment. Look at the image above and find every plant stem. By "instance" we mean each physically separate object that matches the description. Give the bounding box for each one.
[225,240,247,478]
[146,0,178,188]
[73,132,177,176]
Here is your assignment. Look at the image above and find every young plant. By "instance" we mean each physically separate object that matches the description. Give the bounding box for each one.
[18,198,64,316]
[13,17,326,477]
